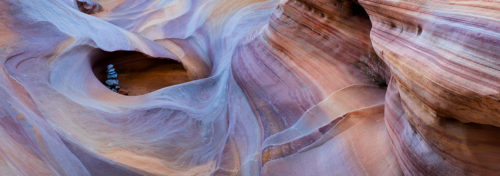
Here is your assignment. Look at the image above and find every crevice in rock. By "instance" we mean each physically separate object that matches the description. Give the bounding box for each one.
[344,0,391,87]
[91,50,192,96]
[354,49,390,87]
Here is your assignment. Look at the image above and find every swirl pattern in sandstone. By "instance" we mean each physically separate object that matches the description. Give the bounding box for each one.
[360,0,500,175]
[0,0,498,175]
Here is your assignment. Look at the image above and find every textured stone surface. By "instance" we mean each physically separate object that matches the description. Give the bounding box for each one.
[360,0,500,175]
[0,0,498,175]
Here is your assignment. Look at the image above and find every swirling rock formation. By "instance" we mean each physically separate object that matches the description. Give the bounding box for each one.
[0,0,498,175]
[361,0,500,175]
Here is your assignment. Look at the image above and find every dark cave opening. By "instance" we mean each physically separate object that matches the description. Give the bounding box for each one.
[91,50,192,96]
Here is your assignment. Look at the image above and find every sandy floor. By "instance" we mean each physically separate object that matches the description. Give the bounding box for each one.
[117,63,190,95]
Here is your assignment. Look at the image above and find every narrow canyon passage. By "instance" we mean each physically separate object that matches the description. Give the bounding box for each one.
[92,51,192,96]
[0,0,498,175]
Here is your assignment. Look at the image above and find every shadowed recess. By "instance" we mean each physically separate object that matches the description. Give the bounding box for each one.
[348,0,390,87]
[91,50,192,96]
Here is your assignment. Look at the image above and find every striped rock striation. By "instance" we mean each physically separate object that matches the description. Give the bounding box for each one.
[361,0,500,175]
[0,0,498,175]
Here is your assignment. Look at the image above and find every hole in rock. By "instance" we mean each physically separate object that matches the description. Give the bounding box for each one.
[389,22,397,29]
[417,25,423,35]
[91,50,192,96]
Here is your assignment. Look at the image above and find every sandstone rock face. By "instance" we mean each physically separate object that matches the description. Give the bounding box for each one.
[360,0,500,175]
[0,0,498,175]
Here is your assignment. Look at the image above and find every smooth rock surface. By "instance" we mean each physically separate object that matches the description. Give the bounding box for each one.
[0,0,498,175]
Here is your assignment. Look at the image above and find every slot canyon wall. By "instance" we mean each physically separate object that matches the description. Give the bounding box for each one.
[0,0,498,175]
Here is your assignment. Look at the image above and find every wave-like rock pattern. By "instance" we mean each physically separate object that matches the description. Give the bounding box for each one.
[361,0,500,175]
[0,0,498,175]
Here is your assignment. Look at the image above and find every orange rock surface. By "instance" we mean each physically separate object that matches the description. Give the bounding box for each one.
[0,0,498,175]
